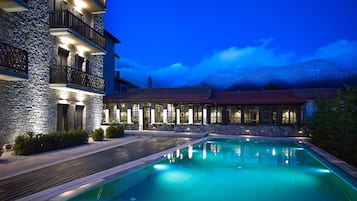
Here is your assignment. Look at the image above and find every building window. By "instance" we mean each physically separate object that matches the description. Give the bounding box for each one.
[132,104,139,124]
[210,106,222,124]
[57,104,69,131]
[155,104,163,123]
[227,106,241,124]
[167,104,176,124]
[282,106,297,124]
[75,105,84,130]
[244,106,259,124]
[193,105,203,124]
[180,105,189,124]
[58,47,69,66]
[119,103,128,122]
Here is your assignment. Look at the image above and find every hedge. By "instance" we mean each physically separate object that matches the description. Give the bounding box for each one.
[14,130,88,155]
[105,125,124,138]
[92,128,104,141]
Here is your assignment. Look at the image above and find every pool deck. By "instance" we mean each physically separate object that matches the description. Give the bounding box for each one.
[0,131,207,201]
[0,131,356,200]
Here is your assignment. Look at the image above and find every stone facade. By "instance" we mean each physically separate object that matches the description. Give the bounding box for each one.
[174,124,308,137]
[0,0,105,145]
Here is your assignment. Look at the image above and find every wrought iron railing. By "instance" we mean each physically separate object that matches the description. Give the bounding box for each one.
[0,42,28,75]
[49,10,105,50]
[50,65,104,92]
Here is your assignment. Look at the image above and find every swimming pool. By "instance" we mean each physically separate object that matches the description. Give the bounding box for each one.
[67,139,357,201]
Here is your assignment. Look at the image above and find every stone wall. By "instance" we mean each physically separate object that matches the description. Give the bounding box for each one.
[0,0,105,144]
[174,124,308,137]
[0,0,54,144]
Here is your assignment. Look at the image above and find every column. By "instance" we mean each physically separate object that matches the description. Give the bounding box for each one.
[127,108,132,124]
[188,108,193,124]
[176,108,180,124]
[139,108,143,130]
[151,108,155,124]
[203,107,207,125]
[116,108,120,123]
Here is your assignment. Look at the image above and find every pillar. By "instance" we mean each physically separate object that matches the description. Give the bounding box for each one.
[127,108,132,124]
[203,107,207,125]
[188,108,193,124]
[176,108,180,124]
[139,108,143,130]
[163,108,168,124]
[151,108,155,124]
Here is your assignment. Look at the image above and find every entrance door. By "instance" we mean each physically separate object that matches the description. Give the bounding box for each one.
[75,105,84,130]
[143,107,150,130]
[57,104,69,131]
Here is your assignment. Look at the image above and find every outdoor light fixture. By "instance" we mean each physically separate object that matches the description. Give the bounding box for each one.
[245,129,250,133]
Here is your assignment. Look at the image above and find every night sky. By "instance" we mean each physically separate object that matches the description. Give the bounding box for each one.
[104,0,357,88]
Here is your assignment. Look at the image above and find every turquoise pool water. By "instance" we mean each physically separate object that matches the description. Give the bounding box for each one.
[69,139,357,201]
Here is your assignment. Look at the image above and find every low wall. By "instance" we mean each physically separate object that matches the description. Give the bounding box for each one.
[174,124,308,137]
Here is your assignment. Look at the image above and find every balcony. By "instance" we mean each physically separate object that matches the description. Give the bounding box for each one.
[50,65,105,95]
[49,10,106,55]
[0,42,28,81]
[0,0,29,12]
[85,0,106,13]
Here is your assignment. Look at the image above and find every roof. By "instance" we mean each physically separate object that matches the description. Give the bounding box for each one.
[104,87,214,102]
[210,90,306,105]
[105,87,306,105]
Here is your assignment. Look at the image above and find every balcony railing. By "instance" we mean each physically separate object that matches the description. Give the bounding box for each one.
[50,65,104,92]
[49,10,105,50]
[0,42,28,75]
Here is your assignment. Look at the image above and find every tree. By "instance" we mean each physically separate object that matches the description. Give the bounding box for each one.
[309,85,357,167]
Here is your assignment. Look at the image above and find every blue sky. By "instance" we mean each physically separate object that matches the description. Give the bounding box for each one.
[104,0,357,88]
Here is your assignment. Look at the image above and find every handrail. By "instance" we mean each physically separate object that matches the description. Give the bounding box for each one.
[49,10,105,49]
[50,65,104,92]
[0,42,28,75]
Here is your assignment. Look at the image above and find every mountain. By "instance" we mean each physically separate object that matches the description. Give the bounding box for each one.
[224,60,357,90]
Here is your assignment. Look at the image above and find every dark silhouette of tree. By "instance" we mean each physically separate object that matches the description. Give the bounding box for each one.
[309,85,357,167]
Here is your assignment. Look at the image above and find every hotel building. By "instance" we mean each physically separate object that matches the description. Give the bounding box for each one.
[0,0,106,145]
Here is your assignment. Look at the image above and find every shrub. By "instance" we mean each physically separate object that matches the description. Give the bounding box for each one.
[92,128,104,141]
[105,125,124,138]
[14,130,88,155]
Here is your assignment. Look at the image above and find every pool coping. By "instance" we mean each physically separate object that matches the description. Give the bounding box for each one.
[19,134,357,201]
[19,136,209,201]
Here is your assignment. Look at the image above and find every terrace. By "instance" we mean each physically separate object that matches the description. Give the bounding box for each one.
[49,65,105,95]
[0,42,28,81]
[0,0,29,12]
[49,10,106,55]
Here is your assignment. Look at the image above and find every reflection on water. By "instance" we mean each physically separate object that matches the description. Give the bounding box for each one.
[69,139,356,201]
[164,140,305,167]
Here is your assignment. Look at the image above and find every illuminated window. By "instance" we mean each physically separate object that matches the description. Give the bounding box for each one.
[227,106,241,124]
[244,106,259,124]
[210,106,222,124]
[119,103,128,122]
[155,104,163,122]
[167,104,176,123]
[193,105,203,124]
[132,104,139,124]
[180,105,189,124]
[282,106,297,124]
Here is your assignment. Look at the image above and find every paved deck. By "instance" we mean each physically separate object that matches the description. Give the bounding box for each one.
[0,135,201,201]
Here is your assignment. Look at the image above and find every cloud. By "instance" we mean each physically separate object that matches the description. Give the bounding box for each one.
[117,38,357,89]
[303,39,357,67]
